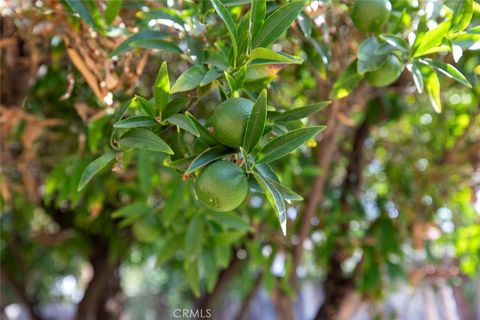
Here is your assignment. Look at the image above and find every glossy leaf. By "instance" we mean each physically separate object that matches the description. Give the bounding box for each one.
[357,37,387,75]
[421,66,442,113]
[330,60,363,99]
[162,97,189,120]
[257,126,325,164]
[118,129,174,154]
[78,151,117,191]
[210,0,239,60]
[164,114,200,137]
[104,0,122,25]
[413,21,451,57]
[249,47,303,65]
[64,0,105,33]
[133,96,156,118]
[265,177,303,201]
[419,58,472,88]
[378,34,409,53]
[273,101,330,122]
[171,65,207,93]
[129,39,182,53]
[110,30,170,57]
[250,0,266,40]
[253,172,287,236]
[185,112,218,146]
[185,146,234,174]
[139,9,184,28]
[411,62,424,94]
[450,0,473,33]
[243,89,267,152]
[113,116,158,128]
[297,12,312,38]
[200,68,222,86]
[155,62,170,114]
[252,0,305,48]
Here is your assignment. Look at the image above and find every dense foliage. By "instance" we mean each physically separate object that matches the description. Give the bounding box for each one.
[1,0,479,319]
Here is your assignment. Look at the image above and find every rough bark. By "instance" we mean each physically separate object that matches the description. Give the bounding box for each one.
[196,255,243,313]
[234,273,263,320]
[75,238,122,320]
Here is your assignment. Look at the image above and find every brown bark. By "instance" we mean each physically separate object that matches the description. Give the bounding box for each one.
[75,238,122,320]
[234,273,263,320]
[1,268,43,320]
[196,255,243,313]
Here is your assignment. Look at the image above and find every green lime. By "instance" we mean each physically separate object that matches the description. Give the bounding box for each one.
[351,0,392,32]
[365,54,403,87]
[210,98,253,148]
[195,160,248,212]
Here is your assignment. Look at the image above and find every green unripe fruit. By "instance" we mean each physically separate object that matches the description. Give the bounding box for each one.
[195,160,248,212]
[132,217,160,243]
[365,55,403,88]
[210,98,253,148]
[351,0,392,32]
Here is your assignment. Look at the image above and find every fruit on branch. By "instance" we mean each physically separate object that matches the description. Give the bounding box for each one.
[194,160,248,212]
[210,98,254,148]
[365,54,403,87]
[351,0,392,32]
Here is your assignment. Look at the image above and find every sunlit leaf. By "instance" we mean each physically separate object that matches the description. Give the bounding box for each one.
[273,101,330,122]
[155,61,170,114]
[113,116,158,128]
[78,151,117,191]
[171,65,207,93]
[185,146,234,174]
[243,89,267,152]
[118,129,174,154]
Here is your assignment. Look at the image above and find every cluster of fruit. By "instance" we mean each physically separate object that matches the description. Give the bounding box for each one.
[194,98,253,212]
[351,0,403,88]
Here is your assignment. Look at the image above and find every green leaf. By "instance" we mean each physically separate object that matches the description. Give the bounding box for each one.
[64,0,105,33]
[266,178,303,201]
[156,233,184,267]
[253,172,287,235]
[206,211,251,231]
[185,259,201,297]
[139,9,184,28]
[310,37,330,65]
[250,0,266,40]
[163,155,197,171]
[378,34,409,54]
[273,101,330,122]
[450,0,473,33]
[243,89,267,152]
[256,126,326,164]
[411,61,424,94]
[210,0,239,60]
[163,182,184,226]
[162,97,189,120]
[421,65,442,113]
[113,116,158,129]
[185,112,219,146]
[185,146,234,174]
[118,129,174,154]
[330,60,364,99]
[132,96,156,118]
[185,215,204,262]
[129,39,182,53]
[154,62,170,114]
[297,12,312,38]
[202,250,218,293]
[165,114,200,137]
[357,37,388,75]
[200,68,222,86]
[413,21,451,57]
[419,58,472,88]
[104,0,122,25]
[78,151,117,191]
[110,30,170,57]
[224,71,237,92]
[252,0,305,48]
[249,47,303,65]
[211,231,245,246]
[111,202,149,219]
[171,65,207,93]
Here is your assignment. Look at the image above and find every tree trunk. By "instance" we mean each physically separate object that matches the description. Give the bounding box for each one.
[75,239,123,320]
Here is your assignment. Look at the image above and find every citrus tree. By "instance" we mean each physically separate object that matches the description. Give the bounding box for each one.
[1,0,479,319]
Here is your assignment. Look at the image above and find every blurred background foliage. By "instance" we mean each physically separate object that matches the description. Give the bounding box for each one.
[1,0,479,319]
